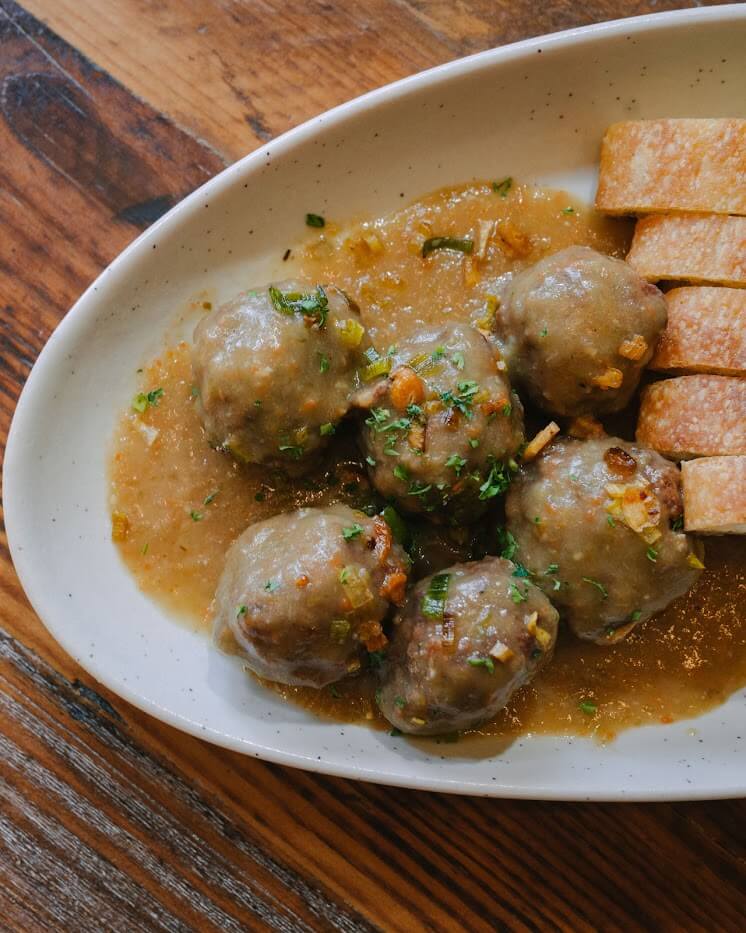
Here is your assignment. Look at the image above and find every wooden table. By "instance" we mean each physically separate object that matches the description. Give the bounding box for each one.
[1,1,743,929]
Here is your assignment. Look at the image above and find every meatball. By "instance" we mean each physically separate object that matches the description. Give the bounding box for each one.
[377,557,558,735]
[212,505,410,687]
[505,436,703,643]
[497,246,667,416]
[192,280,369,472]
[358,324,524,521]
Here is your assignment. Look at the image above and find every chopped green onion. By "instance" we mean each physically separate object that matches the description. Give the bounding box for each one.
[468,656,495,673]
[421,236,474,258]
[421,572,451,619]
[306,213,325,227]
[582,577,608,599]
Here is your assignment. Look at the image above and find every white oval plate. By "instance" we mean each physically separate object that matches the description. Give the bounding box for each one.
[5,7,746,800]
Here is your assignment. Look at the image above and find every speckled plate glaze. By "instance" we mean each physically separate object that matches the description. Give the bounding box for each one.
[5,6,746,800]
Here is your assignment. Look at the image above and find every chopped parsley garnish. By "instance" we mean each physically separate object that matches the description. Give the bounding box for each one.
[497,527,518,561]
[203,490,219,506]
[394,696,406,709]
[393,464,410,482]
[268,284,329,327]
[338,568,350,584]
[319,422,335,436]
[582,577,608,599]
[408,481,432,497]
[190,510,203,522]
[342,523,364,541]
[381,505,409,547]
[329,685,341,698]
[512,563,532,579]
[629,609,642,622]
[478,460,512,501]
[469,438,480,449]
[264,580,280,592]
[421,572,451,619]
[431,346,446,361]
[406,403,424,420]
[646,546,658,562]
[306,213,325,227]
[492,177,513,197]
[440,380,479,418]
[365,455,377,467]
[468,657,495,674]
[533,516,541,524]
[671,515,684,532]
[607,515,616,528]
[562,206,575,215]
[319,353,330,373]
[141,543,149,556]
[368,649,387,670]
[279,444,304,459]
[445,453,467,476]
[451,351,465,370]
[389,727,402,737]
[509,582,527,604]
[579,700,597,716]
[421,236,474,258]
[539,327,548,337]
[236,605,247,617]
[254,491,265,502]
[502,403,512,416]
[545,563,559,575]
[132,387,164,413]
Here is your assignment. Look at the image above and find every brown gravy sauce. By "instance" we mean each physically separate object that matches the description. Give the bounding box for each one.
[110,182,746,742]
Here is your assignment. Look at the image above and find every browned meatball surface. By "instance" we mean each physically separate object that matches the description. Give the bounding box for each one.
[505,437,703,643]
[377,557,558,735]
[212,505,409,687]
[358,324,524,521]
[496,246,667,416]
[192,280,369,472]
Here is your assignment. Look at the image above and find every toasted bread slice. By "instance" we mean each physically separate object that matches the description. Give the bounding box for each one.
[626,214,746,287]
[636,375,746,459]
[649,287,746,376]
[682,456,746,534]
[596,119,746,216]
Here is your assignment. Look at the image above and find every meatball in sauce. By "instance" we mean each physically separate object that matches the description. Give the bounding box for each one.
[378,557,559,735]
[506,437,704,643]
[496,246,667,417]
[192,280,369,472]
[358,324,524,522]
[213,505,409,687]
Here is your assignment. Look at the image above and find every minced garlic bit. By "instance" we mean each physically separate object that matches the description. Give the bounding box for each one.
[522,421,560,461]
[489,639,514,662]
[475,219,495,260]
[568,415,605,439]
[593,367,624,390]
[534,626,552,650]
[687,553,706,570]
[618,334,648,360]
[605,481,662,543]
[524,610,539,635]
[410,716,426,726]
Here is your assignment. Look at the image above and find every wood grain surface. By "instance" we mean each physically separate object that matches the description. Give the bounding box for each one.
[1,0,744,930]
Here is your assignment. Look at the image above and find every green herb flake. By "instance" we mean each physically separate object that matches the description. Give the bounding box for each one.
[365,455,377,467]
[190,510,203,522]
[440,380,479,418]
[329,685,341,698]
[132,387,164,413]
[468,656,495,673]
[498,528,518,561]
[141,542,149,556]
[539,327,548,338]
[451,351,465,370]
[492,177,513,197]
[342,523,364,541]
[469,438,479,449]
[421,572,451,619]
[607,515,616,528]
[394,696,406,709]
[545,563,559,575]
[389,727,402,737]
[393,464,410,482]
[562,206,575,215]
[408,481,432,497]
[533,516,541,524]
[203,490,219,506]
[629,609,642,622]
[421,237,474,258]
[236,605,248,618]
[502,403,512,417]
[445,453,467,476]
[254,491,265,502]
[319,353,330,374]
[479,460,512,501]
[368,649,387,670]
[279,443,304,460]
[338,568,350,584]
[319,422,335,436]
[646,546,658,563]
[579,700,597,716]
[264,580,280,593]
[509,582,527,604]
[381,505,409,547]
[582,577,608,599]
[671,515,684,532]
[306,213,325,228]
[268,284,329,328]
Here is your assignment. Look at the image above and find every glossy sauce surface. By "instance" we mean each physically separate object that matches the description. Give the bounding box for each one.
[110,182,746,741]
